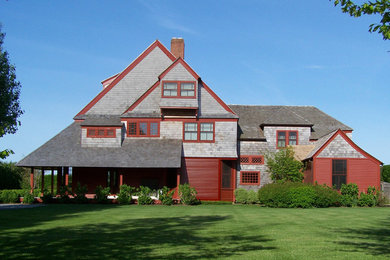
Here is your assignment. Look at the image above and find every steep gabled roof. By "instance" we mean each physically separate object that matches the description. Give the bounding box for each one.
[75,40,176,118]
[228,105,352,140]
[158,57,200,80]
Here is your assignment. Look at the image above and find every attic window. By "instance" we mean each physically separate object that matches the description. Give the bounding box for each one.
[162,81,196,98]
[87,127,116,138]
[277,131,298,148]
[127,121,160,137]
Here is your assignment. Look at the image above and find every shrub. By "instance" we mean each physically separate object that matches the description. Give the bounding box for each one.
[117,185,135,204]
[340,183,359,207]
[247,190,258,204]
[74,182,88,204]
[137,186,154,205]
[95,185,110,203]
[258,182,341,208]
[159,186,174,205]
[0,162,25,189]
[0,189,20,203]
[358,192,375,207]
[234,188,249,204]
[23,191,35,204]
[313,185,341,208]
[381,165,390,182]
[179,184,199,205]
[59,185,73,203]
[41,190,54,204]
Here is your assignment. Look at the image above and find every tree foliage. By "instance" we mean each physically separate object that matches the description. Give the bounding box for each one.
[381,165,390,182]
[265,146,305,183]
[0,26,23,159]
[332,0,390,40]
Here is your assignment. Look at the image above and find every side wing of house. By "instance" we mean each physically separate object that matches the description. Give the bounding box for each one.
[309,130,381,192]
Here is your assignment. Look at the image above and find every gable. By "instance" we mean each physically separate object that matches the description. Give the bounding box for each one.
[198,82,235,116]
[317,134,365,159]
[75,41,175,117]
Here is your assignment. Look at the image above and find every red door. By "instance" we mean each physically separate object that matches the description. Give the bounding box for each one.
[220,160,235,201]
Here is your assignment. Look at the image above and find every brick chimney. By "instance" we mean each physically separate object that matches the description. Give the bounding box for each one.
[171,37,184,59]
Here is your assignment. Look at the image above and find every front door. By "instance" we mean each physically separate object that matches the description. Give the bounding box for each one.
[220,160,235,201]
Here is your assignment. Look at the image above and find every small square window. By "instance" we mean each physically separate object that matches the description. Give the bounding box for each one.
[139,123,148,135]
[88,129,96,136]
[106,129,115,137]
[184,123,198,141]
[129,123,137,136]
[150,123,158,136]
[241,171,260,185]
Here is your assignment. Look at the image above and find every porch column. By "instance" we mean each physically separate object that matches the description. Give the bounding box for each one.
[30,167,34,194]
[51,168,54,194]
[119,173,123,186]
[64,167,69,186]
[57,167,62,195]
[232,161,237,202]
[41,168,45,196]
[174,169,181,199]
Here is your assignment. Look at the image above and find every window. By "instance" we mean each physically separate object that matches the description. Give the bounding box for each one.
[200,123,213,141]
[184,123,198,141]
[332,159,347,190]
[277,131,298,148]
[183,122,214,142]
[163,82,178,96]
[240,155,264,165]
[162,81,196,98]
[127,121,160,137]
[240,171,260,185]
[180,82,195,96]
[87,127,117,138]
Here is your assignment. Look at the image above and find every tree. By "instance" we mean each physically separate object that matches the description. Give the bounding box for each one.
[265,146,305,183]
[381,165,390,182]
[0,26,23,159]
[332,0,390,40]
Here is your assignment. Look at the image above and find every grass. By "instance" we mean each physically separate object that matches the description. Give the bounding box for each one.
[0,204,389,259]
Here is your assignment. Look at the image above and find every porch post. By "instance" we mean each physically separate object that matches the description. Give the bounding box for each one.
[119,173,123,186]
[232,161,237,203]
[41,168,45,196]
[57,167,62,195]
[30,167,34,194]
[64,167,69,186]
[51,168,54,194]
[174,169,181,199]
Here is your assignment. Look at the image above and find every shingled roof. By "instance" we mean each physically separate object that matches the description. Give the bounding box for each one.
[228,105,352,140]
[17,122,182,168]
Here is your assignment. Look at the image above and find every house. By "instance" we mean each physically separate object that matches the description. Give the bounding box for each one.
[17,38,382,201]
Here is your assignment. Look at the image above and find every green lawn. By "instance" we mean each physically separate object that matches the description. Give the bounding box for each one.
[0,204,389,259]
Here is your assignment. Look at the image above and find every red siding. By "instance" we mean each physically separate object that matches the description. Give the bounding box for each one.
[73,167,107,193]
[313,158,380,191]
[348,159,380,192]
[183,158,219,200]
[303,160,313,184]
[313,158,332,186]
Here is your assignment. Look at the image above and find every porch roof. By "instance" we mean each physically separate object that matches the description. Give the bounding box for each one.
[17,122,182,168]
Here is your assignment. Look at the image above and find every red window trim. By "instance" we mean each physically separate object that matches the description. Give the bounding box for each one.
[240,155,264,165]
[126,120,160,137]
[276,130,299,148]
[183,121,215,143]
[161,81,197,99]
[86,127,118,138]
[240,171,260,185]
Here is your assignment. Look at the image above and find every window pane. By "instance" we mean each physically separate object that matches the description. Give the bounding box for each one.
[277,131,286,147]
[200,132,213,140]
[129,122,137,135]
[107,129,115,137]
[139,123,148,135]
[185,123,197,131]
[98,129,105,136]
[163,82,178,96]
[180,83,195,96]
[332,159,347,190]
[200,123,213,141]
[88,129,96,136]
[184,132,197,140]
[200,123,213,132]
[150,123,158,136]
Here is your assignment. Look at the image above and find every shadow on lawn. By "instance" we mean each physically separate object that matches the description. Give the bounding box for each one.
[335,217,390,257]
[0,204,122,231]
[0,215,275,259]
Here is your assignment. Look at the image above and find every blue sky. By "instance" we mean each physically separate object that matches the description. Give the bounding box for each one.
[0,0,389,164]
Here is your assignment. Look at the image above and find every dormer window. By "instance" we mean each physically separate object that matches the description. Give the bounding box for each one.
[162,81,196,98]
[277,130,298,148]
